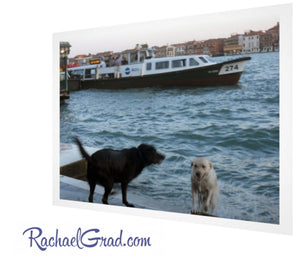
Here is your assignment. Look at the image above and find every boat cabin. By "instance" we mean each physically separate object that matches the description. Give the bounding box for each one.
[67,49,215,81]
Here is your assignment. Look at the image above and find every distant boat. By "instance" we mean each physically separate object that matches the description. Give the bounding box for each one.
[67,48,251,89]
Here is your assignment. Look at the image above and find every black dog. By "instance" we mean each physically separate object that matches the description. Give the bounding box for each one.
[73,138,165,207]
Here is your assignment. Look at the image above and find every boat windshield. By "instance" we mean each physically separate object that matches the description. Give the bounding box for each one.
[172,59,186,68]
[199,56,209,63]
[189,58,199,66]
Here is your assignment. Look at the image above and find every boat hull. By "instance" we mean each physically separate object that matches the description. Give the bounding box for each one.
[71,57,250,90]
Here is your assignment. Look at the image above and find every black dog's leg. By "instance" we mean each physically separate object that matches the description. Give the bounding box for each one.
[88,180,96,203]
[121,182,134,207]
[102,185,113,205]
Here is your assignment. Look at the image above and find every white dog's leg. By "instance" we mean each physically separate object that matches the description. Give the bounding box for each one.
[210,193,216,213]
[204,190,213,212]
[210,190,219,214]
[192,187,198,212]
[198,192,202,212]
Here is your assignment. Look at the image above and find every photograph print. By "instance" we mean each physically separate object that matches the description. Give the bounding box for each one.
[58,5,283,227]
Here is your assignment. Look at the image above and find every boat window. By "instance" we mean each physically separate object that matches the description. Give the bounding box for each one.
[155,61,169,70]
[199,56,209,63]
[140,51,146,62]
[72,70,83,75]
[189,58,199,66]
[130,52,138,63]
[172,59,186,68]
[85,68,96,79]
[69,69,84,79]
[146,63,152,70]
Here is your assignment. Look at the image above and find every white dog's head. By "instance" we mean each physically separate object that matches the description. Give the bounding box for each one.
[191,158,213,181]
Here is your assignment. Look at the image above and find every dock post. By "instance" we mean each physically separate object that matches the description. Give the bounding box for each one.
[60,42,71,103]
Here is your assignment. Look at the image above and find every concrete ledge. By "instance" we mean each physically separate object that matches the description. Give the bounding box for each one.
[60,159,87,181]
[60,143,97,181]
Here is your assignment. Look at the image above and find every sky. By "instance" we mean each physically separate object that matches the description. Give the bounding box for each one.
[58,6,280,58]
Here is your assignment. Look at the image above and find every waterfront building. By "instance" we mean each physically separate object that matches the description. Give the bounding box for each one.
[266,22,280,52]
[185,40,201,55]
[224,34,243,56]
[173,43,186,56]
[70,54,92,66]
[200,38,224,56]
[260,32,273,52]
[243,30,262,54]
[152,45,167,58]
[153,44,177,58]
[166,44,176,57]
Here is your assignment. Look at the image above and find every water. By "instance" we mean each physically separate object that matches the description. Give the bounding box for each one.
[60,52,279,224]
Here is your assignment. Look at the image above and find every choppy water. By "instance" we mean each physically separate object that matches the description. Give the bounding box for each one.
[60,52,279,224]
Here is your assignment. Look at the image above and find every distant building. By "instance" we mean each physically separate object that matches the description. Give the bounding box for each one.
[200,38,224,56]
[154,39,223,57]
[166,44,176,57]
[153,45,167,58]
[260,32,273,52]
[185,40,201,55]
[266,22,279,52]
[70,54,91,66]
[224,34,243,56]
[173,43,186,56]
[243,30,262,54]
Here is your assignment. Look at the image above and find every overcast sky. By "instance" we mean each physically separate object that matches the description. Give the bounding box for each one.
[58,6,279,58]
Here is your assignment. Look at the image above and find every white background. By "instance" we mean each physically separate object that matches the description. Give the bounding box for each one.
[1,0,298,267]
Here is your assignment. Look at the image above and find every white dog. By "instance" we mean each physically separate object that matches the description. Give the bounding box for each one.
[191,158,219,214]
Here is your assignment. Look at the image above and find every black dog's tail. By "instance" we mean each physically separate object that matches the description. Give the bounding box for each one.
[73,137,94,165]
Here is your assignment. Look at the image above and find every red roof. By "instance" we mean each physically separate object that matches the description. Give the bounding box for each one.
[74,54,88,59]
